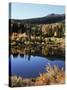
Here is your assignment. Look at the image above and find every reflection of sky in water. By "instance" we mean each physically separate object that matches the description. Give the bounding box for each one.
[10,55,65,78]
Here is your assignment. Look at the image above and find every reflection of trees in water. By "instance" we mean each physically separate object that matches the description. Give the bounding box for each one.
[20,54,24,57]
[13,53,18,58]
[10,43,65,60]
[10,44,42,60]
[10,46,64,62]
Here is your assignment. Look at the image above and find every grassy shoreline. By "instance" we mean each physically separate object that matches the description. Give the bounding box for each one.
[10,64,65,87]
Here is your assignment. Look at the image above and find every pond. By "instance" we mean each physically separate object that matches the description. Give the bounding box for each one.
[9,54,65,78]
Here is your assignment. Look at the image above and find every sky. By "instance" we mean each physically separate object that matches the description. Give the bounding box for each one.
[10,3,65,19]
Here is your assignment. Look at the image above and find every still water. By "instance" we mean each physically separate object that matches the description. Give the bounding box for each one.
[10,55,65,78]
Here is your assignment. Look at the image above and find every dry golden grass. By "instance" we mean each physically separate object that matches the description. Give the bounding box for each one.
[35,64,65,85]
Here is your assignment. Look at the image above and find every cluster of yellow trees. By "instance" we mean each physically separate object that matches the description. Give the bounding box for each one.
[43,23,64,37]
[23,22,65,43]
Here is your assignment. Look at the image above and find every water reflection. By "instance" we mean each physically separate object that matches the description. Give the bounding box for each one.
[10,44,65,60]
[12,54,65,61]
[10,44,65,78]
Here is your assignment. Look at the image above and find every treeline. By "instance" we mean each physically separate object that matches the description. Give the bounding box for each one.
[9,21,65,38]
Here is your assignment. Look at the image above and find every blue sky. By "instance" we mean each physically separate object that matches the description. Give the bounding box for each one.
[10,3,65,19]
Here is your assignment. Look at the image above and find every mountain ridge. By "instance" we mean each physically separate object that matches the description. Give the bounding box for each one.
[10,13,65,24]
